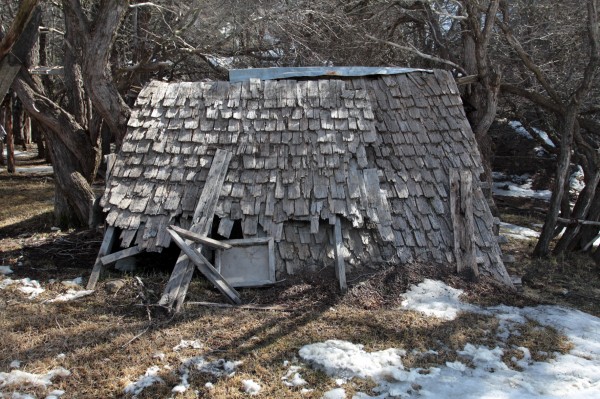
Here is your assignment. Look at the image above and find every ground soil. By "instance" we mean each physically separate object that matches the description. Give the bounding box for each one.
[0,148,598,398]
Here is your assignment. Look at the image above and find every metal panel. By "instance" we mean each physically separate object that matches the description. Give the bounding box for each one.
[229,66,432,83]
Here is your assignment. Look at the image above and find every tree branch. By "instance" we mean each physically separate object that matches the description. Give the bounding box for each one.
[365,34,466,74]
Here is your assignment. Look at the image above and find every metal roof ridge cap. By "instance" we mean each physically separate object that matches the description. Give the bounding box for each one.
[229,66,434,82]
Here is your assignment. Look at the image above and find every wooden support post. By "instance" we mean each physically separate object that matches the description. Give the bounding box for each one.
[100,245,142,266]
[158,149,232,311]
[167,229,241,304]
[87,226,117,289]
[333,216,347,293]
[449,169,478,278]
[449,169,463,272]
[460,170,478,277]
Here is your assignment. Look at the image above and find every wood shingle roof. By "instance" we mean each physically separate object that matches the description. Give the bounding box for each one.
[101,69,511,285]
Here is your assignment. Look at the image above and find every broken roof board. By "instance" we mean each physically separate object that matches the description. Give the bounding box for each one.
[229,66,431,83]
[101,69,512,286]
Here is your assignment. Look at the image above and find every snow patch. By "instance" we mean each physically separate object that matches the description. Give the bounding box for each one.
[282,365,308,387]
[299,340,405,381]
[61,277,83,288]
[173,339,202,351]
[500,222,540,240]
[47,289,94,303]
[0,278,45,299]
[400,279,478,320]
[124,366,164,396]
[322,387,346,399]
[0,367,70,389]
[492,180,552,201]
[300,280,600,399]
[241,379,261,395]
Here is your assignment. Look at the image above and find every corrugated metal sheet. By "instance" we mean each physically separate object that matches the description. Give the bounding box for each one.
[229,66,431,82]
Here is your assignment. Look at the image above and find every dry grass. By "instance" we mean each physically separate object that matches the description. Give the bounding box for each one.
[0,157,589,398]
[0,173,54,232]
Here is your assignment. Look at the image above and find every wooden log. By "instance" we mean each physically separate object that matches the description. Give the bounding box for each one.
[100,245,142,266]
[167,229,241,305]
[333,216,347,293]
[87,226,117,289]
[168,225,232,250]
[158,148,232,311]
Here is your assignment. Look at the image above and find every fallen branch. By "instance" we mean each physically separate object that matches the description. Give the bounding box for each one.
[185,301,290,312]
[557,217,600,227]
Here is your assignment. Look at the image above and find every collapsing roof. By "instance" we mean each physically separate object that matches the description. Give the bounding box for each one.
[100,68,512,286]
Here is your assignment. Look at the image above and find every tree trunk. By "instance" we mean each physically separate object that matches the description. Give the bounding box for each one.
[554,162,600,253]
[31,119,46,160]
[62,0,132,143]
[0,0,40,101]
[13,75,98,226]
[572,185,600,251]
[12,94,25,150]
[534,107,578,256]
[461,0,501,185]
[5,99,15,173]
[10,6,98,227]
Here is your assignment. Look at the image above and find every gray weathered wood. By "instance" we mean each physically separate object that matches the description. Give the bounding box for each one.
[167,229,241,304]
[169,225,232,250]
[449,169,463,273]
[159,148,232,311]
[221,237,272,246]
[333,216,347,292]
[215,237,276,288]
[100,245,142,266]
[460,170,478,277]
[450,170,478,278]
[87,226,117,289]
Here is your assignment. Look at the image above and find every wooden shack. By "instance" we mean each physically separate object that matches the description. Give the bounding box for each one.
[91,67,512,303]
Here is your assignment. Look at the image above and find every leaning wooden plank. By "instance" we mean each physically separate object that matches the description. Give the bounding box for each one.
[158,149,232,310]
[221,237,272,246]
[460,170,478,278]
[87,226,117,289]
[168,225,232,250]
[100,245,142,266]
[333,216,347,292]
[168,229,241,304]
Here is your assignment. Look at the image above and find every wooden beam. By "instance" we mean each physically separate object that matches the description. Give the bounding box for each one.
[87,226,117,289]
[449,169,463,273]
[333,216,347,293]
[100,245,142,266]
[460,170,478,278]
[158,148,232,311]
[168,225,232,250]
[450,170,478,278]
[167,229,241,305]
